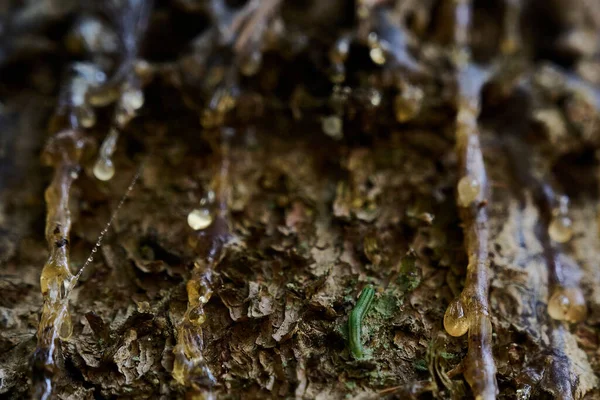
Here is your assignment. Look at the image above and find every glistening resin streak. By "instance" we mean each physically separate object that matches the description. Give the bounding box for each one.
[92,0,151,182]
[441,1,498,396]
[33,124,93,399]
[173,130,232,398]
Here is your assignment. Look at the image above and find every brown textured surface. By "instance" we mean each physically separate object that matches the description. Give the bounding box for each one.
[1,0,600,399]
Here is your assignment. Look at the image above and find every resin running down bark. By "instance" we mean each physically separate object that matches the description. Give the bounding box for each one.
[33,129,87,400]
[443,64,497,399]
[441,0,498,398]
[505,131,586,325]
[33,26,146,392]
[173,130,232,397]
[537,184,586,323]
[92,0,152,182]
[503,135,585,398]
[34,128,140,400]
[32,56,102,397]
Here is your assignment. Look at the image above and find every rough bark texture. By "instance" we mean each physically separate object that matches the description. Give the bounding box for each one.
[1,0,600,399]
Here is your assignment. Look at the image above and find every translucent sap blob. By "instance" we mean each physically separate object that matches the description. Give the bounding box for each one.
[457,176,481,207]
[322,115,343,139]
[548,287,587,323]
[369,47,386,65]
[93,158,115,181]
[187,208,213,230]
[444,298,470,337]
[548,215,573,243]
[122,87,144,111]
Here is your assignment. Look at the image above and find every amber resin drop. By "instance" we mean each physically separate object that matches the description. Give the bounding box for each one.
[93,158,115,181]
[548,287,587,323]
[444,298,469,337]
[548,215,573,243]
[187,208,213,230]
[122,87,144,111]
[457,176,481,207]
[369,47,386,65]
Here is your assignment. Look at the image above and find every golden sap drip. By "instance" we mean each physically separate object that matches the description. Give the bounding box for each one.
[93,157,115,181]
[548,287,587,323]
[444,298,469,337]
[548,215,573,243]
[187,208,213,230]
[457,176,481,207]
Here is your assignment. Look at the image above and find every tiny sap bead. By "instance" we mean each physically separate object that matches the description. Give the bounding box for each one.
[547,287,587,323]
[548,215,573,243]
[93,157,115,181]
[444,298,469,337]
[322,115,343,139]
[367,33,386,65]
[187,208,213,230]
[369,47,386,65]
[457,176,481,207]
[121,87,144,111]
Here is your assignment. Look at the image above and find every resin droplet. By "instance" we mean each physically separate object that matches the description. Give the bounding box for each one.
[549,196,573,243]
[369,89,382,107]
[322,115,343,139]
[548,216,573,243]
[457,176,481,207]
[368,33,386,65]
[187,208,213,230]
[199,295,209,304]
[93,158,115,181]
[369,47,386,65]
[444,298,469,337]
[548,287,587,323]
[121,87,144,111]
